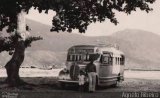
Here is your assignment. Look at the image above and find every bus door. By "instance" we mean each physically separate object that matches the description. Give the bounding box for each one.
[99,53,113,77]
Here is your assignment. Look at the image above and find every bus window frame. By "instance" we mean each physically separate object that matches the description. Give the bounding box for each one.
[120,55,125,65]
[100,54,113,65]
[67,53,100,62]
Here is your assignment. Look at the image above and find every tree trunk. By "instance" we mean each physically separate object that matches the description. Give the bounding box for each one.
[5,41,26,86]
[5,10,28,87]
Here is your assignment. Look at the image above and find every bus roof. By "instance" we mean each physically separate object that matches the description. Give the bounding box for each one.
[69,45,124,55]
[69,45,95,48]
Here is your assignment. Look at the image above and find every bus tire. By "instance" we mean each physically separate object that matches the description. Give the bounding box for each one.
[112,81,120,87]
[84,83,89,92]
[112,74,121,87]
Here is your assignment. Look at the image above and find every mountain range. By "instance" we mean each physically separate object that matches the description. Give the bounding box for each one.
[0,19,160,70]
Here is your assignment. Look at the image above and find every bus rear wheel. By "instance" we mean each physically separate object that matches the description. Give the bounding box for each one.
[112,81,120,87]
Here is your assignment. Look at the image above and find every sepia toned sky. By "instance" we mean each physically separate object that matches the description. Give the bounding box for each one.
[26,1,160,36]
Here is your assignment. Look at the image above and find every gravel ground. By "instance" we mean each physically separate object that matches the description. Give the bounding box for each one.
[1,69,160,98]
[0,78,160,98]
[0,78,160,92]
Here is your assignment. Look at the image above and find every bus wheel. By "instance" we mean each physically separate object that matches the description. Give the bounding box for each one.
[84,83,89,92]
[112,81,120,87]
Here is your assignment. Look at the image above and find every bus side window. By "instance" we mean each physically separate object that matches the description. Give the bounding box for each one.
[116,57,119,65]
[83,54,90,61]
[75,55,78,61]
[109,57,113,65]
[117,57,120,65]
[83,55,86,61]
[79,55,82,61]
[67,55,70,61]
[103,56,109,64]
[67,54,72,61]
[121,55,125,65]
[116,57,118,65]
[87,54,90,61]
[120,58,122,65]
[77,55,81,61]
[72,55,75,61]
[118,58,120,65]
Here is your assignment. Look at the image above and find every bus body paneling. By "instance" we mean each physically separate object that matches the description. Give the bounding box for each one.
[58,45,125,87]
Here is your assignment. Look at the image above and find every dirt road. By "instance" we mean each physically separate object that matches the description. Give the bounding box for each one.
[1,78,160,91]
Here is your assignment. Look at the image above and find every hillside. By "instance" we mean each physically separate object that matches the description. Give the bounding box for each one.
[0,20,160,70]
[112,29,160,69]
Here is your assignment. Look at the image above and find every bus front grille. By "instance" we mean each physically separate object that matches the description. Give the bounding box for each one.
[70,65,80,80]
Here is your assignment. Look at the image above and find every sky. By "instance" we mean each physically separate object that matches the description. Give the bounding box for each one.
[26,1,160,36]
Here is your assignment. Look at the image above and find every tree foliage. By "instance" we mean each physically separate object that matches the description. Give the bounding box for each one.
[0,0,156,51]
[0,35,42,54]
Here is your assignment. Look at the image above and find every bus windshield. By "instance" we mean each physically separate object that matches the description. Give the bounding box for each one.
[67,54,100,61]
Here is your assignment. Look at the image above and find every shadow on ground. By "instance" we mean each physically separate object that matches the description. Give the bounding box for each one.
[0,77,116,92]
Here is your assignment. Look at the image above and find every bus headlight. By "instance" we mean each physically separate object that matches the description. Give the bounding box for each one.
[59,74,70,80]
[58,69,70,80]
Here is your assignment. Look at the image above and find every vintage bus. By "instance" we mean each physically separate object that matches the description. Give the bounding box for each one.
[58,44,125,88]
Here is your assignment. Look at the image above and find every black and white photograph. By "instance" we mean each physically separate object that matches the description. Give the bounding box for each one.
[0,0,160,98]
